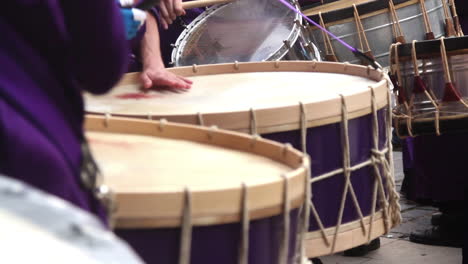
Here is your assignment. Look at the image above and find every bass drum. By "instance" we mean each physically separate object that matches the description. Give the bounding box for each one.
[171,0,320,66]
[0,175,143,264]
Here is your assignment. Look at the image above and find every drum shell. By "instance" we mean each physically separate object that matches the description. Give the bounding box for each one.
[264,109,388,232]
[307,0,446,66]
[403,133,465,202]
[116,209,299,264]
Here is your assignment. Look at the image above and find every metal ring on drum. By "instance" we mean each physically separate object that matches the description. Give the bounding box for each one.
[170,0,321,66]
[85,117,309,264]
[303,0,448,67]
[0,175,143,264]
[391,36,468,137]
[84,61,402,258]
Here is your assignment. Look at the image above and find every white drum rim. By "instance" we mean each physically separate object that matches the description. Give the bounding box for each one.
[87,61,388,134]
[170,1,303,66]
[303,208,400,258]
[85,116,309,228]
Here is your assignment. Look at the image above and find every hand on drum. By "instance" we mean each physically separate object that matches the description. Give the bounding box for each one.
[158,0,185,29]
[140,66,192,91]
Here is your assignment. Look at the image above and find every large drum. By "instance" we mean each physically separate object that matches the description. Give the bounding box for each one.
[303,0,454,67]
[85,61,401,257]
[0,175,142,264]
[85,116,309,264]
[389,36,466,207]
[391,36,468,136]
[170,0,320,66]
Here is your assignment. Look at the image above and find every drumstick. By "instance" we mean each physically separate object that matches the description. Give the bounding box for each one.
[182,0,235,9]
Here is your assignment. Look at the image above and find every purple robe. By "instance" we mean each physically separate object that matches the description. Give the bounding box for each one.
[0,1,128,223]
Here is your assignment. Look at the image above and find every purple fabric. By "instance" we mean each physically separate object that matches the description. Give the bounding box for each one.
[117,209,299,264]
[405,133,465,202]
[263,110,387,231]
[0,1,128,223]
[456,0,468,33]
[150,1,205,67]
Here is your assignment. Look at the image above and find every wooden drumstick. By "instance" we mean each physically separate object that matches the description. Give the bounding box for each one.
[182,0,235,9]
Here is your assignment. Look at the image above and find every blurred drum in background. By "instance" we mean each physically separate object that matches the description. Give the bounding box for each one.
[0,175,142,264]
[303,0,457,67]
[170,0,320,66]
[86,116,309,264]
[392,36,468,136]
[85,61,401,257]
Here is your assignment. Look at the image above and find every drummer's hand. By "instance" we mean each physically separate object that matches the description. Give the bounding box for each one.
[141,65,193,91]
[158,0,185,30]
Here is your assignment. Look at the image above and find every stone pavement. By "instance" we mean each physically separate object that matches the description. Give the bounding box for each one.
[319,151,463,264]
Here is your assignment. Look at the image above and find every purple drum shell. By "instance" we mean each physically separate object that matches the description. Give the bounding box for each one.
[116,208,299,264]
[264,109,387,230]
[402,132,465,202]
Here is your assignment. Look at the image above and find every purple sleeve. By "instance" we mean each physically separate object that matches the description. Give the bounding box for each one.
[60,0,129,94]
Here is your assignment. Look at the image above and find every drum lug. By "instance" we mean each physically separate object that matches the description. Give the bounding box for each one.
[170,43,178,48]
[283,40,291,49]
[294,19,301,27]
[169,61,175,66]
[304,42,315,54]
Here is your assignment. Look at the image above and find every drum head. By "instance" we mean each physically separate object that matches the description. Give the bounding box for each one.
[172,0,302,66]
[0,176,142,264]
[85,61,388,134]
[85,117,308,228]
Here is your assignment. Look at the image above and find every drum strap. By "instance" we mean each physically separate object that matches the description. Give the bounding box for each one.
[238,183,249,264]
[388,0,406,44]
[300,102,308,153]
[278,175,290,264]
[249,108,258,136]
[441,0,457,36]
[318,12,338,62]
[409,40,440,136]
[294,159,311,263]
[353,5,374,63]
[178,188,193,264]
[449,0,464,36]
[440,37,468,108]
[419,0,435,39]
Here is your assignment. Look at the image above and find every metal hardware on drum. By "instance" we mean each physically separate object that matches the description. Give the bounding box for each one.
[171,0,321,66]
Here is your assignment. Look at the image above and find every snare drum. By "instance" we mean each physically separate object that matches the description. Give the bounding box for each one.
[392,36,468,136]
[170,0,320,66]
[0,175,142,264]
[85,61,401,257]
[86,116,309,264]
[303,0,450,66]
